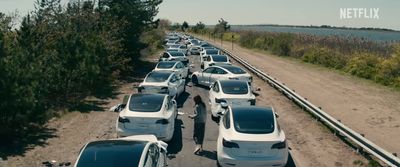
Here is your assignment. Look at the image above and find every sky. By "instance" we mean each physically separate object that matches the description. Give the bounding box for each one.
[1,0,399,30]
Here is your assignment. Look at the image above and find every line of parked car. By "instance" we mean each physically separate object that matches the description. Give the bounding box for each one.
[72,32,288,167]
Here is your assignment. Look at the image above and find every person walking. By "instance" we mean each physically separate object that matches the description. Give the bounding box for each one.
[188,95,207,154]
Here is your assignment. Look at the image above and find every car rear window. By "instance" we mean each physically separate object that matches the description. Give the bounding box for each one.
[212,55,228,62]
[169,51,185,57]
[221,66,246,74]
[76,140,147,167]
[157,62,176,69]
[129,94,164,112]
[145,72,171,82]
[232,107,275,134]
[220,81,248,94]
[206,50,219,55]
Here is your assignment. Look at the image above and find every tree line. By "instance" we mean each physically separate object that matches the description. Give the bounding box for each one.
[0,0,162,142]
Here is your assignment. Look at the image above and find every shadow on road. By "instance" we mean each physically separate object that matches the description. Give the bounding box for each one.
[167,119,183,156]
[0,126,57,160]
[286,152,296,167]
[196,150,217,160]
[176,92,190,108]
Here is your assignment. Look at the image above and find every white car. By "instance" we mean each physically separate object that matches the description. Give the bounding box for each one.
[191,65,252,87]
[217,106,288,167]
[209,80,255,118]
[160,51,189,65]
[201,54,231,69]
[200,49,222,63]
[154,61,189,79]
[116,94,177,141]
[74,135,168,167]
[139,71,185,98]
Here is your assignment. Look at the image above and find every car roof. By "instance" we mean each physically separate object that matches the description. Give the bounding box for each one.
[218,65,240,69]
[148,70,174,75]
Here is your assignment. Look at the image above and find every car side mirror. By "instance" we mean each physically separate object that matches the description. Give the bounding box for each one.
[220,102,228,109]
[275,113,279,118]
[110,103,126,112]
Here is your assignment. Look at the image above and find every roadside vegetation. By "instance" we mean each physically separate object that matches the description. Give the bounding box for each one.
[0,0,163,151]
[189,20,400,88]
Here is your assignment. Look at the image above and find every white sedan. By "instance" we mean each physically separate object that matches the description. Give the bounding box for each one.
[154,61,189,79]
[201,54,231,69]
[159,51,189,65]
[209,80,255,118]
[116,94,177,141]
[200,49,221,63]
[74,135,168,167]
[191,65,252,87]
[217,106,288,167]
[139,71,185,98]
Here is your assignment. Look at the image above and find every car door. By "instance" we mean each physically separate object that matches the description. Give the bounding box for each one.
[168,74,178,97]
[143,144,160,167]
[209,82,220,113]
[209,67,228,85]
[174,62,183,78]
[200,67,215,86]
[165,97,176,135]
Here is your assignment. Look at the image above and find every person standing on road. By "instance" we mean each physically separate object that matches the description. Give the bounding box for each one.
[188,95,207,154]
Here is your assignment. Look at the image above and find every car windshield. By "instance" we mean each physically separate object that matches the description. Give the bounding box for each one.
[232,107,275,134]
[212,55,228,62]
[220,81,248,94]
[129,94,164,112]
[157,62,176,69]
[145,72,171,82]
[76,140,147,167]
[206,50,219,55]
[221,66,246,74]
[169,51,185,57]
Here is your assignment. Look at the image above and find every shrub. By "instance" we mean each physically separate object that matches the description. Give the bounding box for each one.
[302,47,348,69]
[345,53,382,79]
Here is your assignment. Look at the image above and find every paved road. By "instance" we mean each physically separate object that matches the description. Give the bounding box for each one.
[166,54,297,167]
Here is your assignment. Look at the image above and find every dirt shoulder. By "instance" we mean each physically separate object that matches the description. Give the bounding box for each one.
[200,35,400,155]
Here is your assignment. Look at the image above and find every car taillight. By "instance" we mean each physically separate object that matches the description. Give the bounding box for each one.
[215,98,227,103]
[209,63,215,66]
[271,140,286,149]
[228,77,239,80]
[118,117,130,123]
[156,119,169,125]
[249,99,256,105]
[222,138,239,148]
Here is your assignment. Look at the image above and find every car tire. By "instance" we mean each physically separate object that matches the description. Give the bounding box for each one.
[192,75,198,86]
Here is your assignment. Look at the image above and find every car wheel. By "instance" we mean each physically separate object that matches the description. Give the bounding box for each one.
[192,75,198,86]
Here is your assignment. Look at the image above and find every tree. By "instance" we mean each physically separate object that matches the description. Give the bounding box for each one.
[192,21,205,33]
[181,21,189,31]
[158,19,171,29]
[213,18,230,35]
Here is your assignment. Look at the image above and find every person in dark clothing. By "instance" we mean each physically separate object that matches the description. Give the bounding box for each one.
[188,95,207,154]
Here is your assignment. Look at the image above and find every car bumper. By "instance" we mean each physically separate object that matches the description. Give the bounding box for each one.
[116,126,174,142]
[217,151,288,167]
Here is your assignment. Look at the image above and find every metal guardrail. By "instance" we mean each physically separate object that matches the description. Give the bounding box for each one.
[206,43,400,167]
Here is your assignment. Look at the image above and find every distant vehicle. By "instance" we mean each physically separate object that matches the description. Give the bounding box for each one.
[159,51,189,65]
[201,54,231,69]
[200,49,222,63]
[166,44,180,50]
[74,135,168,167]
[199,46,216,54]
[217,106,288,167]
[177,45,188,54]
[191,65,252,87]
[139,71,185,98]
[188,47,200,55]
[154,61,189,79]
[209,80,255,118]
[116,94,177,141]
